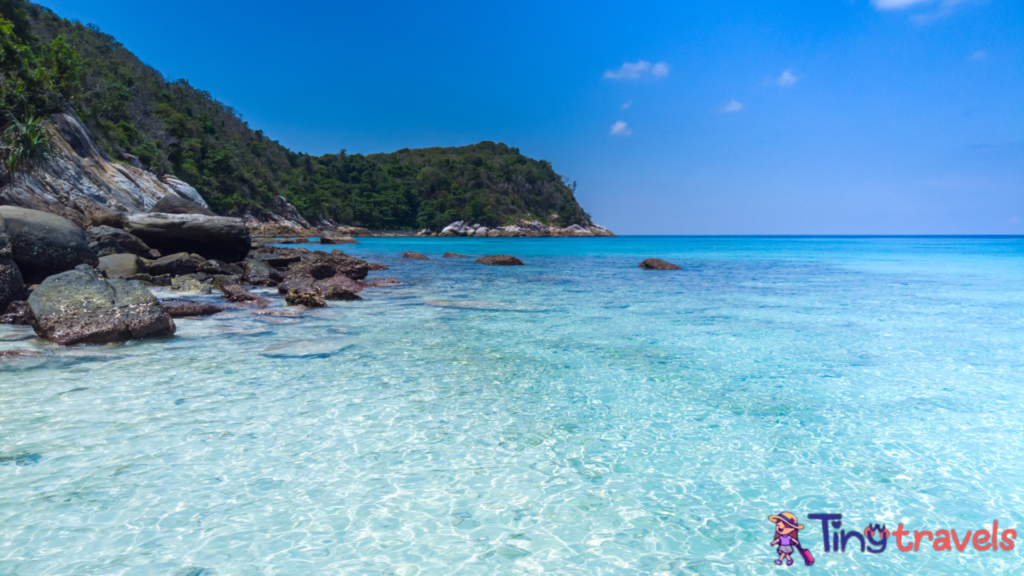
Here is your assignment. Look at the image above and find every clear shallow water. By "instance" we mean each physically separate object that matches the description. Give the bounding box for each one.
[1,236,1023,575]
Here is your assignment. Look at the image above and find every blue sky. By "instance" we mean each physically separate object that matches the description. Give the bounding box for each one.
[35,0,1023,234]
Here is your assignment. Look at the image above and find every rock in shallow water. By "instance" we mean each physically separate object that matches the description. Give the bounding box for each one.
[125,213,250,263]
[27,265,175,345]
[160,299,225,318]
[87,226,152,257]
[261,337,355,359]
[638,258,682,270]
[97,253,142,279]
[442,252,470,258]
[402,251,429,260]
[284,289,326,308]
[475,255,524,266]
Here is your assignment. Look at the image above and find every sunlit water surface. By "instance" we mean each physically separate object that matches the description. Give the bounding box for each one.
[2,237,1023,575]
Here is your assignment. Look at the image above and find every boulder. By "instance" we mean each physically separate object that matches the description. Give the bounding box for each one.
[313,275,363,301]
[146,252,198,277]
[443,253,470,258]
[402,251,429,260]
[169,275,211,295]
[0,300,30,325]
[128,273,171,287]
[475,255,524,266]
[0,207,98,284]
[336,225,372,237]
[87,226,152,257]
[242,258,283,287]
[198,259,243,276]
[159,299,224,318]
[125,213,250,263]
[210,274,240,292]
[367,262,389,271]
[1,234,25,312]
[441,221,469,236]
[150,193,216,216]
[638,258,682,270]
[284,289,326,308]
[472,227,490,237]
[27,265,175,345]
[97,254,142,279]
[257,254,303,269]
[161,175,209,208]
[220,284,271,308]
[286,250,370,280]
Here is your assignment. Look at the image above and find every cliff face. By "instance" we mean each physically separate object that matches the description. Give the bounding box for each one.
[0,112,208,228]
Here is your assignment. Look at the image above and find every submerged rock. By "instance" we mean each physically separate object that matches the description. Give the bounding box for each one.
[242,258,283,286]
[638,258,682,270]
[442,252,470,258]
[0,206,98,284]
[0,349,42,360]
[286,250,370,280]
[220,284,271,308]
[367,262,389,271]
[125,213,250,263]
[361,277,401,288]
[160,299,225,318]
[476,255,524,266]
[27,265,175,345]
[403,251,429,260]
[261,337,354,358]
[284,289,326,308]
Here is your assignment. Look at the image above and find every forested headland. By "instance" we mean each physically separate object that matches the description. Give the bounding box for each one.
[0,0,591,229]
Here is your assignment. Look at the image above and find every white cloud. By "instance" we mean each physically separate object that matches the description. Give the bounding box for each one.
[777,69,799,86]
[610,121,631,136]
[872,0,977,23]
[621,100,632,109]
[718,99,744,113]
[970,50,987,60]
[603,60,669,80]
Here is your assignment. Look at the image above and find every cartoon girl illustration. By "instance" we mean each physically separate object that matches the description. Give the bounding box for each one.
[769,512,804,566]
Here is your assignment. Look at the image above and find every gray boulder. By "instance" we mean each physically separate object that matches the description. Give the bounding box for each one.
[145,252,198,277]
[87,226,152,256]
[125,213,250,263]
[27,265,175,345]
[150,194,216,216]
[159,299,224,318]
[97,254,142,279]
[0,207,98,284]
[242,258,283,287]
[475,255,524,266]
[638,258,682,270]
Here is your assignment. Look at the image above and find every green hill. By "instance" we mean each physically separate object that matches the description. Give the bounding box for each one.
[0,0,590,229]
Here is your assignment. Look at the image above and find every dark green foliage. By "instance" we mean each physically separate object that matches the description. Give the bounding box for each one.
[0,114,51,174]
[9,0,590,228]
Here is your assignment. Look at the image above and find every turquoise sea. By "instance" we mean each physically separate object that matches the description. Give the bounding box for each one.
[1,236,1023,575]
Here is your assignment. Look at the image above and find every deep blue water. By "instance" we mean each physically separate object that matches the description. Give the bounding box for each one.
[1,236,1022,575]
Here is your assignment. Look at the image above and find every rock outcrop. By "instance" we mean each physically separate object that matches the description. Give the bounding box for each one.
[0,206,98,284]
[27,264,175,345]
[475,255,524,266]
[402,251,429,260]
[0,112,207,227]
[0,300,30,325]
[125,213,250,263]
[638,258,682,270]
[285,250,370,281]
[97,254,142,279]
[433,219,614,238]
[285,289,326,308]
[145,252,198,277]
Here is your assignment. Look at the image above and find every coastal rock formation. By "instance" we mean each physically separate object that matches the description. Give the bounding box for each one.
[0,207,98,284]
[443,253,470,258]
[160,299,225,318]
[432,219,615,238]
[150,194,216,216]
[285,289,326,308]
[476,255,524,266]
[0,112,208,227]
[639,258,682,270]
[87,226,152,257]
[319,235,359,245]
[312,275,362,301]
[27,265,175,345]
[403,251,429,260]
[97,254,142,279]
[125,213,251,263]
[197,260,243,276]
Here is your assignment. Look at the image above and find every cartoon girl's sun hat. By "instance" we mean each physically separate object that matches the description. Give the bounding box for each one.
[769,512,804,530]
